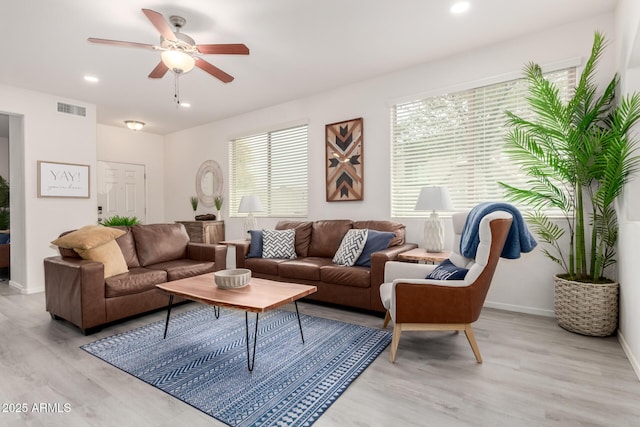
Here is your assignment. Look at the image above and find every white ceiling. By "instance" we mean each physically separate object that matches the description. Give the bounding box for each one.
[0,0,617,135]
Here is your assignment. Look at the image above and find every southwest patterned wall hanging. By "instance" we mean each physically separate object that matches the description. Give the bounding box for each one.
[325,117,363,201]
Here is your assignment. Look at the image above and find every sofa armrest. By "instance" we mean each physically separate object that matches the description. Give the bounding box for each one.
[233,241,251,268]
[43,256,106,331]
[369,242,418,311]
[187,243,227,271]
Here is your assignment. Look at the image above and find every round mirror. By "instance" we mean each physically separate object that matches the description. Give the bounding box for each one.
[195,160,223,207]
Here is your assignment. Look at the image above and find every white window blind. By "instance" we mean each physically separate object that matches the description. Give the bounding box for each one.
[391,68,576,217]
[229,124,308,217]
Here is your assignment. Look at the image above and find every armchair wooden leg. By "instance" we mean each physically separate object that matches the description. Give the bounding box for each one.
[464,323,482,363]
[389,323,402,363]
[383,310,391,328]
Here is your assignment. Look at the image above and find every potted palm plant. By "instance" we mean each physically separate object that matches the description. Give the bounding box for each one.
[499,32,640,336]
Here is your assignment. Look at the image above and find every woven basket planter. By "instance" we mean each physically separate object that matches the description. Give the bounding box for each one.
[554,275,619,337]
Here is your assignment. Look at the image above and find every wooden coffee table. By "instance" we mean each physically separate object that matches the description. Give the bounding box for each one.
[156,273,317,371]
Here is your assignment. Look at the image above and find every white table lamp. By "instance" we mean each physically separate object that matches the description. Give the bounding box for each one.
[414,186,453,252]
[238,195,264,236]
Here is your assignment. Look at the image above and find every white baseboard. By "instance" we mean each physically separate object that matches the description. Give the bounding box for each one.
[8,280,43,294]
[618,331,640,381]
[484,300,555,317]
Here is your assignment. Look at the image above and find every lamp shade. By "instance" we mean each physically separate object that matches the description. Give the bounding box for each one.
[161,50,195,74]
[238,195,264,213]
[414,186,453,212]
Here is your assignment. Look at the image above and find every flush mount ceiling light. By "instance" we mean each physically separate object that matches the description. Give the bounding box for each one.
[450,1,471,14]
[83,75,99,83]
[124,120,145,131]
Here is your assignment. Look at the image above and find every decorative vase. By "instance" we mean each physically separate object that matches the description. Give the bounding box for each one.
[216,210,222,220]
[554,275,619,337]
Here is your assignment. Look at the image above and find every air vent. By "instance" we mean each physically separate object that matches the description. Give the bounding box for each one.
[57,102,86,117]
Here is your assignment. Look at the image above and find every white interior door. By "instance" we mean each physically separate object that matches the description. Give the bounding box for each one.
[97,161,146,223]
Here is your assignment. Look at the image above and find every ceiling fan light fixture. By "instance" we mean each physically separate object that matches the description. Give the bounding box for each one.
[161,50,195,74]
[124,120,145,131]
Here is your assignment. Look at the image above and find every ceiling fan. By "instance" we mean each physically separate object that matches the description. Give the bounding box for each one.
[88,8,249,84]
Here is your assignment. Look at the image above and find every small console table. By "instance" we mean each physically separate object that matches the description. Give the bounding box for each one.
[176,220,225,244]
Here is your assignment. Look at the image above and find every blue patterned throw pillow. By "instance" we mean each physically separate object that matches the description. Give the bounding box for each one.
[426,258,468,280]
[262,229,297,259]
[333,229,368,266]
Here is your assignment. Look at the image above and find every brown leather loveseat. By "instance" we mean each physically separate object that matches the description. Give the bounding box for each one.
[44,223,227,333]
[235,220,417,313]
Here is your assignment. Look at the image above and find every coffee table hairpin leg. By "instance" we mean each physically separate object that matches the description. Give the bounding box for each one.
[245,301,306,372]
[163,297,221,339]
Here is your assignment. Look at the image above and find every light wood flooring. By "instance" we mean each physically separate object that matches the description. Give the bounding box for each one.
[1,281,639,427]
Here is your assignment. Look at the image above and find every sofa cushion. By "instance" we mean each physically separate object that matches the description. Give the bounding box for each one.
[353,220,406,247]
[307,220,353,257]
[132,223,189,266]
[279,258,334,281]
[276,221,313,257]
[113,226,140,268]
[147,259,216,281]
[262,229,297,259]
[247,230,264,258]
[354,230,396,267]
[52,225,126,250]
[74,239,129,278]
[244,257,288,276]
[320,264,371,288]
[333,229,368,267]
[105,267,168,298]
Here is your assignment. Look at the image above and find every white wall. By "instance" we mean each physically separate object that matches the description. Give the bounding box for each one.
[615,0,640,380]
[0,84,96,293]
[96,124,165,224]
[165,15,614,317]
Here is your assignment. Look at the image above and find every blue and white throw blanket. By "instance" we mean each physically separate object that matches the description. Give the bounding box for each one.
[460,202,537,259]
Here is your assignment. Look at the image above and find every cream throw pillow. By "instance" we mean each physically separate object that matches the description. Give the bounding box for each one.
[74,240,129,278]
[51,225,126,250]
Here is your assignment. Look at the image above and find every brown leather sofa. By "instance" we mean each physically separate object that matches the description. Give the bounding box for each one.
[235,220,417,313]
[44,223,227,333]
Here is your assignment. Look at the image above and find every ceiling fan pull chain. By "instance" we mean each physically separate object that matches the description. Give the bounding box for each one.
[174,72,181,106]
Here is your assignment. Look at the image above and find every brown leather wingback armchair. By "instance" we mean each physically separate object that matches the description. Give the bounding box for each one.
[379,210,512,363]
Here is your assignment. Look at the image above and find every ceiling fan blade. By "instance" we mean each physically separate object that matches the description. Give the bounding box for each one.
[196,44,250,55]
[148,62,169,79]
[142,8,176,41]
[195,59,234,83]
[88,38,155,50]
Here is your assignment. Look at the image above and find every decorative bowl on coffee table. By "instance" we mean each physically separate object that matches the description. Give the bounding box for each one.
[214,268,251,289]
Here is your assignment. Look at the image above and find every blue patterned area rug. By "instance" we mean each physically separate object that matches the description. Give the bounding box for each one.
[81,306,391,426]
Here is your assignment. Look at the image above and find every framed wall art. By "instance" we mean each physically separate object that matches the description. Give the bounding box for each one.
[325,117,363,201]
[38,160,90,198]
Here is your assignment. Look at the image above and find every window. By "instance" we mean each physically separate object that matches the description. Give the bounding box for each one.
[391,67,576,217]
[229,124,308,217]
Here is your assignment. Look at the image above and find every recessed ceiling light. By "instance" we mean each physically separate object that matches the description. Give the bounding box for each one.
[450,1,470,14]
[180,103,191,108]
[84,75,99,83]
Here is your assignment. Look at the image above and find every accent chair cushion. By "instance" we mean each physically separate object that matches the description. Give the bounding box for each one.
[426,258,469,280]
[74,239,129,278]
[354,230,396,267]
[51,225,126,250]
[332,229,368,267]
[262,229,297,259]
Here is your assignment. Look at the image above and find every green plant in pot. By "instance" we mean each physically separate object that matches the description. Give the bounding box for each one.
[190,196,199,217]
[499,32,640,336]
[101,215,141,227]
[214,194,223,219]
